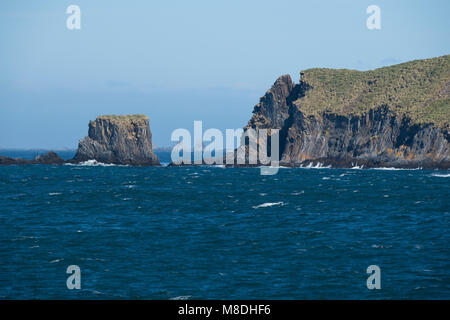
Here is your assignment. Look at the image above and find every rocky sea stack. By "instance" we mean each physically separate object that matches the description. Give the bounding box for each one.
[244,55,450,169]
[74,114,160,166]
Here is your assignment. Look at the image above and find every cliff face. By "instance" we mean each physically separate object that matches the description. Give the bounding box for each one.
[281,106,450,168]
[244,55,450,169]
[74,115,160,166]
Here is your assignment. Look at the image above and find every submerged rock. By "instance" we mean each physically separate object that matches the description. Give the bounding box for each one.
[73,114,160,166]
[33,151,65,165]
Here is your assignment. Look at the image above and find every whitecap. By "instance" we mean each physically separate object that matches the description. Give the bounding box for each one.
[48,192,61,196]
[431,173,450,177]
[371,244,392,249]
[300,162,332,169]
[252,201,286,209]
[12,236,38,241]
[92,290,103,295]
[66,160,128,167]
[170,295,192,300]
[50,259,64,264]
[370,167,422,171]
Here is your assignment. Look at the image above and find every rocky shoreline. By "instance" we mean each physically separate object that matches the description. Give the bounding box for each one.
[1,56,449,169]
[1,151,449,170]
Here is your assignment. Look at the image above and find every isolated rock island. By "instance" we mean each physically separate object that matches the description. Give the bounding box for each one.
[243,55,449,169]
[73,115,160,166]
[0,114,160,166]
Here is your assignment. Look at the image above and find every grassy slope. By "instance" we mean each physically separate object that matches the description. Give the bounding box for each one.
[295,55,450,128]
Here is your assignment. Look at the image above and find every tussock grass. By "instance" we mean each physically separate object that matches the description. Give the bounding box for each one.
[296,55,450,128]
[96,114,148,121]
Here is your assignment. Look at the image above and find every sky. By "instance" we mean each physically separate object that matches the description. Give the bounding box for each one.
[0,0,449,149]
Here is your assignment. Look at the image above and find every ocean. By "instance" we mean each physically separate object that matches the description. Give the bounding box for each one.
[0,151,449,299]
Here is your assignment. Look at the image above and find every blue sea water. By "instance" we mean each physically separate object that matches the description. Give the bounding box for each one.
[0,160,449,299]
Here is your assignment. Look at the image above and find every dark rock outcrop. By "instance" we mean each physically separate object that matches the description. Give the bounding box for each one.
[0,152,65,165]
[242,56,450,169]
[33,151,66,165]
[280,105,450,169]
[73,115,160,166]
[246,74,294,130]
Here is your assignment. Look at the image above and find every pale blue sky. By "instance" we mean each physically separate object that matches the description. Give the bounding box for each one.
[0,0,449,148]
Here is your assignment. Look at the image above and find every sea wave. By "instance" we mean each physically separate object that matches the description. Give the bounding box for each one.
[65,160,128,167]
[252,201,286,209]
[370,167,422,171]
[431,173,450,177]
[170,295,192,300]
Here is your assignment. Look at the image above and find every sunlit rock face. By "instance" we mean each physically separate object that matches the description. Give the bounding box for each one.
[74,115,160,166]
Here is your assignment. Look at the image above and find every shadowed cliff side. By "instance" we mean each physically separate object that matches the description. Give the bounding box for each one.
[73,115,160,166]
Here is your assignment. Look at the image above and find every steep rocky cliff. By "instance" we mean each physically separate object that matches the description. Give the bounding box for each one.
[244,55,450,169]
[74,115,160,166]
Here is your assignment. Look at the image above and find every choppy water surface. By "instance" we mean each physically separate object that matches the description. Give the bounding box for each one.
[0,163,449,299]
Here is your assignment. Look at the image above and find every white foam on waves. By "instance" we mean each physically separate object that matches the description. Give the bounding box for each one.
[253,201,286,209]
[65,160,128,167]
[431,173,450,178]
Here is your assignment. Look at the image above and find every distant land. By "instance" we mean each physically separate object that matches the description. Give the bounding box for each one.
[0,148,173,164]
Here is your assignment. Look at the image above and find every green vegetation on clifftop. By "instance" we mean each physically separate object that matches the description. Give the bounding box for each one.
[295,55,450,128]
[96,114,148,121]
